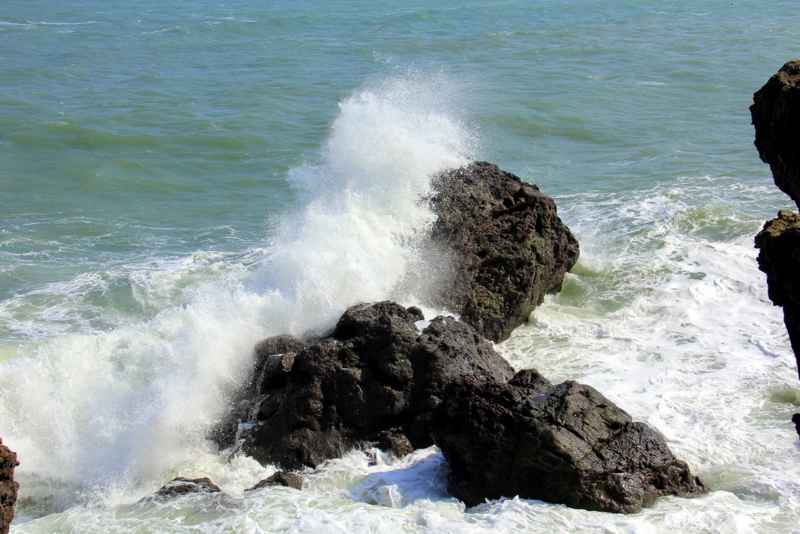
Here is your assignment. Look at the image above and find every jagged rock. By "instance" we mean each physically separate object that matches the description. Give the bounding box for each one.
[755,210,800,358]
[246,471,304,491]
[428,161,579,342]
[235,301,515,470]
[0,438,19,534]
[153,477,222,498]
[209,334,309,448]
[751,60,800,209]
[752,62,800,437]
[755,212,800,377]
[430,370,708,513]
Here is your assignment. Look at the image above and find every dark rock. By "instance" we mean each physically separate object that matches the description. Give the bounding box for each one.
[208,334,308,448]
[430,372,708,513]
[246,471,304,491]
[153,477,222,498]
[374,429,415,459]
[235,301,515,470]
[751,61,800,209]
[752,63,800,438]
[428,161,579,342]
[754,211,800,438]
[755,211,800,374]
[0,438,19,534]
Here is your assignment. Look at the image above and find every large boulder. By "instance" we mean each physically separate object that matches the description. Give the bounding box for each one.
[430,370,708,513]
[751,61,800,208]
[0,438,19,534]
[428,162,579,343]
[234,301,515,470]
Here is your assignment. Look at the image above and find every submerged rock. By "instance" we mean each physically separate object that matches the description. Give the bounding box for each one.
[430,371,708,513]
[235,301,515,470]
[428,161,579,342]
[153,477,222,498]
[246,471,304,491]
[752,61,800,437]
[0,438,19,534]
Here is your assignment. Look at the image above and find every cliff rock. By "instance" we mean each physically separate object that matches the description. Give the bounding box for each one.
[751,61,800,437]
[751,61,800,208]
[755,211,800,379]
[428,162,579,342]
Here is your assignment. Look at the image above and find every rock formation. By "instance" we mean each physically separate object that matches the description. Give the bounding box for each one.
[751,61,800,210]
[246,471,304,491]
[428,162,579,342]
[216,162,705,512]
[218,301,705,513]
[430,370,708,513]
[755,211,800,372]
[751,61,800,437]
[231,301,515,470]
[0,439,19,534]
[152,477,222,498]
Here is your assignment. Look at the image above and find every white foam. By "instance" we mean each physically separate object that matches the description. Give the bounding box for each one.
[250,75,473,333]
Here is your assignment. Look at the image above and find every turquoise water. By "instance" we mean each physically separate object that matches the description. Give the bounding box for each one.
[2,1,800,532]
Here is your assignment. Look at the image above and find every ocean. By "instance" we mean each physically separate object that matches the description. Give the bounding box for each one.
[1,1,799,532]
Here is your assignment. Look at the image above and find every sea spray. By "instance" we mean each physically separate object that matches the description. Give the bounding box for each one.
[250,74,475,333]
[0,75,475,519]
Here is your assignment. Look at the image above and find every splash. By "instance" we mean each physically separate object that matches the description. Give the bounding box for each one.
[251,73,475,333]
[0,74,475,517]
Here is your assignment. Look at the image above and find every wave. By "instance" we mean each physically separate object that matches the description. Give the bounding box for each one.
[0,74,475,517]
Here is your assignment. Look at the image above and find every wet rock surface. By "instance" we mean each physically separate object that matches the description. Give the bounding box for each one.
[215,162,706,512]
[430,371,708,513]
[219,301,705,513]
[752,61,800,437]
[0,438,19,534]
[235,301,515,471]
[755,211,800,368]
[246,471,304,491]
[428,161,579,342]
[153,477,222,498]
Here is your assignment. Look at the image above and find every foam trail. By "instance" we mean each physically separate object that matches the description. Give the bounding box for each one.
[0,74,474,517]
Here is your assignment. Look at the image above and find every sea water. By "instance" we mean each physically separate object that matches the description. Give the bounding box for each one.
[1,1,799,532]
